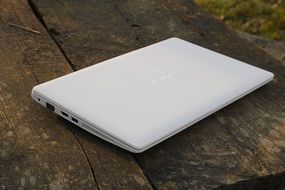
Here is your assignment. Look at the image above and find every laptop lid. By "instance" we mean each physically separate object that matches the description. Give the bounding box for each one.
[32,37,273,152]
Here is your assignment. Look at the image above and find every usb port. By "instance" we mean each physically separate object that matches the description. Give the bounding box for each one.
[46,102,54,112]
[71,117,78,123]
[61,111,68,117]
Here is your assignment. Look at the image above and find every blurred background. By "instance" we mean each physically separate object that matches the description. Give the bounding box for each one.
[195,0,285,63]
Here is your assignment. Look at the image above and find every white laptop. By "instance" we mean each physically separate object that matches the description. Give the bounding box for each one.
[32,37,273,153]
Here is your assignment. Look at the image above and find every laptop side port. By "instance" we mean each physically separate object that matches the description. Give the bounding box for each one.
[71,117,78,123]
[46,102,54,112]
[61,111,68,117]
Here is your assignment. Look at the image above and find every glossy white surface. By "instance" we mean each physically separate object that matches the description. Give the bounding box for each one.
[32,37,274,152]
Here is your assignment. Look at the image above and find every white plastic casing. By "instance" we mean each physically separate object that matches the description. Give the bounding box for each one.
[32,37,274,153]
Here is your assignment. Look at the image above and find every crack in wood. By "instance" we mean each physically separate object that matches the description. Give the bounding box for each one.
[27,0,76,71]
[133,156,157,190]
[26,1,154,189]
[215,171,285,190]
[26,0,100,186]
[70,130,101,190]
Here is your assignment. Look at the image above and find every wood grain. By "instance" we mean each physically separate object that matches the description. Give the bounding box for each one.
[0,0,96,189]
[29,0,285,189]
[0,0,152,189]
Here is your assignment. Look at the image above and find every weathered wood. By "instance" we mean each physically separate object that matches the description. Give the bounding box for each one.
[61,119,153,190]
[216,173,285,190]
[29,0,285,189]
[0,0,152,189]
[0,0,96,189]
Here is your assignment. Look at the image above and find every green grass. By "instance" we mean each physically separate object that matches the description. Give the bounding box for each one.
[195,0,285,41]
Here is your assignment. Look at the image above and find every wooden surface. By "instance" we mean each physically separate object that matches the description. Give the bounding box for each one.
[0,0,151,189]
[0,0,284,189]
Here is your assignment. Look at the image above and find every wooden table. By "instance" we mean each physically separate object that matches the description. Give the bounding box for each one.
[0,0,284,189]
